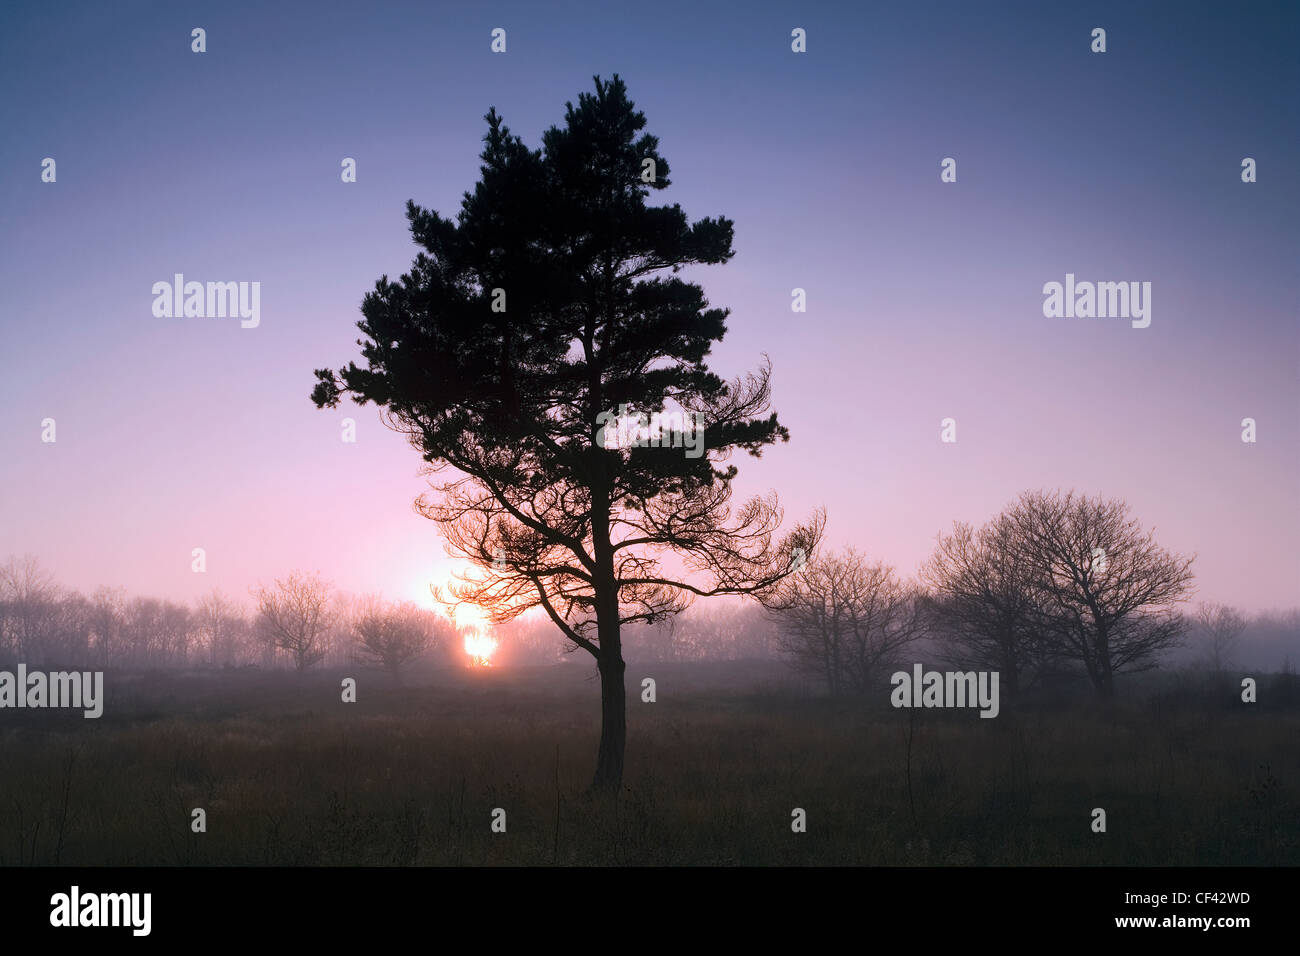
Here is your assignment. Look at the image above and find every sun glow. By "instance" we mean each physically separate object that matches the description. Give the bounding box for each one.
[412,563,501,666]
[463,628,499,667]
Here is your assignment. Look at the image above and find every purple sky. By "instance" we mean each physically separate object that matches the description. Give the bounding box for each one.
[2,1,1296,613]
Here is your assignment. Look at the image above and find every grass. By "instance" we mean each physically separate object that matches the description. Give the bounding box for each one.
[0,662,1295,865]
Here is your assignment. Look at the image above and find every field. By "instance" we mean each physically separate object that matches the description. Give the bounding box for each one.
[1,661,1296,866]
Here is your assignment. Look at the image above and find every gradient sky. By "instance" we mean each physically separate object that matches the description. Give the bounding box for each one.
[1,0,1297,613]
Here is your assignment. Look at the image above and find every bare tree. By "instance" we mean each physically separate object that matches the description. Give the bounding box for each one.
[353,600,438,679]
[158,601,193,665]
[252,572,334,671]
[124,597,163,667]
[767,548,923,695]
[0,554,61,665]
[1195,602,1247,673]
[920,515,1042,699]
[321,592,360,667]
[88,586,127,667]
[197,590,247,667]
[1008,490,1195,699]
[52,592,93,665]
[493,613,571,666]
[637,600,782,662]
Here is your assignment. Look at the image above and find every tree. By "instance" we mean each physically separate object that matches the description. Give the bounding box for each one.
[0,554,61,665]
[124,597,163,667]
[492,612,570,666]
[158,601,193,665]
[252,572,334,671]
[1195,602,1247,673]
[1008,490,1195,699]
[920,515,1042,699]
[197,590,248,667]
[768,549,922,695]
[635,600,783,662]
[88,586,127,667]
[52,591,93,666]
[311,75,821,789]
[353,600,438,679]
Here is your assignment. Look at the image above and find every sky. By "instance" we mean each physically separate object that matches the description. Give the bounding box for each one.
[1,0,1297,613]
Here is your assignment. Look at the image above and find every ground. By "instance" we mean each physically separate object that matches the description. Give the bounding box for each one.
[0,661,1295,865]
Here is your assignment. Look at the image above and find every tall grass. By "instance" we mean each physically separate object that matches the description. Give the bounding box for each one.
[0,663,1294,865]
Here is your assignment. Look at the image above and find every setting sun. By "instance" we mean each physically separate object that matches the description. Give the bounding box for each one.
[417,570,499,665]
[402,564,500,665]
[463,629,499,667]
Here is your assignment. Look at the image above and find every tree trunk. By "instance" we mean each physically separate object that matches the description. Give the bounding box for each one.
[1002,654,1020,700]
[591,636,626,791]
[588,372,625,792]
[1095,633,1114,700]
[589,486,626,791]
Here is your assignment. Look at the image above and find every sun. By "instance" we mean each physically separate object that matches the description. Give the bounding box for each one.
[404,564,499,665]
[462,628,499,667]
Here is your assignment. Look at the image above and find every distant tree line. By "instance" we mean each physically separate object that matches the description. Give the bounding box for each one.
[0,557,457,678]
[2,489,1294,692]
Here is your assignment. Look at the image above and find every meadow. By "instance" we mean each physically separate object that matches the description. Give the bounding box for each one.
[0,661,1295,866]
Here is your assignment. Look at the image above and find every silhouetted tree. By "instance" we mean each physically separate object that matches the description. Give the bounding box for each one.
[312,75,821,789]
[125,597,163,666]
[768,549,922,695]
[88,586,127,667]
[642,600,783,662]
[0,554,60,665]
[492,613,570,666]
[253,572,334,671]
[353,600,438,679]
[197,589,248,667]
[920,515,1042,699]
[52,592,93,665]
[1195,601,1247,673]
[1009,490,1195,699]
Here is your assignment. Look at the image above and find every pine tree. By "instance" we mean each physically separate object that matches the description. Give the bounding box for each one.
[312,75,822,789]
